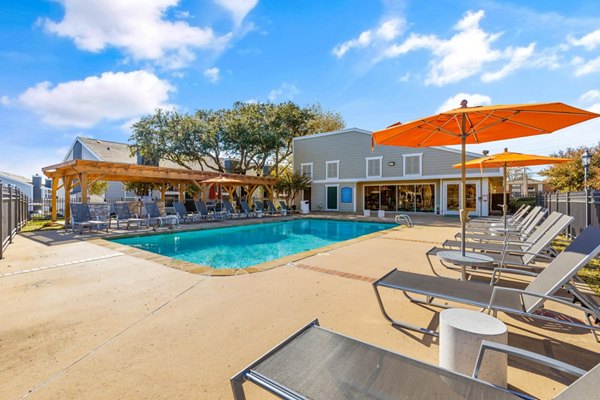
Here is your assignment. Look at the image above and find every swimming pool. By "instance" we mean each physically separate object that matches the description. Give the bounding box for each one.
[111,219,394,269]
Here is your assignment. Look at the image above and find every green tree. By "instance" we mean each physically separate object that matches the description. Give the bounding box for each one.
[123,182,157,197]
[275,170,311,206]
[540,144,599,191]
[88,180,109,196]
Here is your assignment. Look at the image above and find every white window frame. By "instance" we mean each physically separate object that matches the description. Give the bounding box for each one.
[402,153,423,177]
[365,156,383,179]
[325,160,340,181]
[300,163,313,181]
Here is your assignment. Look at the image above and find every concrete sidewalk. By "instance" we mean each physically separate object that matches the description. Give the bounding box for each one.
[1,217,598,399]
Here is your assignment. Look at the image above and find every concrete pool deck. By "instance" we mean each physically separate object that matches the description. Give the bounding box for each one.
[1,214,599,399]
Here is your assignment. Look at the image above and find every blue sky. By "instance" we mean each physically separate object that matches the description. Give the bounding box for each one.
[1,0,600,178]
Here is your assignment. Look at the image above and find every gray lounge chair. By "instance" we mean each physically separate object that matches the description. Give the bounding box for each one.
[462,207,547,242]
[254,200,266,215]
[70,203,109,233]
[464,206,545,236]
[429,214,574,273]
[265,200,281,215]
[375,226,600,337]
[194,200,221,221]
[143,202,179,229]
[441,212,569,256]
[173,201,203,223]
[240,200,255,218]
[113,202,146,229]
[468,204,529,226]
[223,200,243,219]
[278,200,297,214]
[231,320,600,400]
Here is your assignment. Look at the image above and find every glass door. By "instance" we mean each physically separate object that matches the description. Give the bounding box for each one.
[443,182,479,215]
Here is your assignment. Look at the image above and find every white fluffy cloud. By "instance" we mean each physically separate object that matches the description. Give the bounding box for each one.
[437,93,492,113]
[568,29,600,50]
[18,70,175,128]
[43,0,231,69]
[575,55,600,76]
[333,18,405,58]
[204,67,221,83]
[579,89,600,114]
[268,83,300,102]
[213,0,258,26]
[481,43,536,82]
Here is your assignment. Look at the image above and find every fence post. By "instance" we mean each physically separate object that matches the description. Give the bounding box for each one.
[0,183,3,259]
[7,185,13,244]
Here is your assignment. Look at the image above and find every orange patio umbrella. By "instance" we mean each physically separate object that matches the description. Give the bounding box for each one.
[202,176,243,206]
[372,100,599,255]
[452,149,571,229]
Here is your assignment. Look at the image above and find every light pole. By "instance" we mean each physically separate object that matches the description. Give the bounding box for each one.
[582,149,592,227]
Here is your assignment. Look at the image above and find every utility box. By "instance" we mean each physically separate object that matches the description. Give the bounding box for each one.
[300,200,310,214]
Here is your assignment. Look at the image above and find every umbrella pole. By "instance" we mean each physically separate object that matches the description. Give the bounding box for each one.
[460,121,467,258]
[503,163,508,230]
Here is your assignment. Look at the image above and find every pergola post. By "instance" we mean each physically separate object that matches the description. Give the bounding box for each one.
[51,177,59,222]
[64,176,72,224]
[178,183,185,202]
[79,173,88,203]
[160,183,167,200]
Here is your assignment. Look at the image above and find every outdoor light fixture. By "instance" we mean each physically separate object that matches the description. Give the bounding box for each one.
[582,149,592,227]
[388,161,396,166]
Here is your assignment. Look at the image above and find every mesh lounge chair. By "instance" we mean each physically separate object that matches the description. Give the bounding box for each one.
[143,202,179,229]
[468,204,529,226]
[240,200,255,218]
[464,206,545,236]
[70,203,109,233]
[223,200,243,219]
[441,212,568,256]
[231,320,600,400]
[173,201,203,223]
[254,200,266,216]
[265,200,281,216]
[113,202,146,229]
[462,207,547,242]
[194,200,221,221]
[374,226,600,337]
[278,200,298,214]
[428,214,574,275]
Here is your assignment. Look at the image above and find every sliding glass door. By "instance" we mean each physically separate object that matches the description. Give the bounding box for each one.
[364,183,436,212]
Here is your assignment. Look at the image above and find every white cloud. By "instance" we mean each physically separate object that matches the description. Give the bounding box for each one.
[204,67,221,83]
[43,0,231,70]
[18,70,175,128]
[213,0,258,26]
[333,17,405,58]
[575,55,600,76]
[580,90,600,102]
[268,83,300,102]
[568,29,600,50]
[437,93,492,113]
[481,43,536,82]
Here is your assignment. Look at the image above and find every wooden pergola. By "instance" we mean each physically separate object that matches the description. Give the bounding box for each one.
[42,159,277,222]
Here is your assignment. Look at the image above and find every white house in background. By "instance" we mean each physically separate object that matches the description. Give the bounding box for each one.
[0,171,33,198]
[293,128,504,217]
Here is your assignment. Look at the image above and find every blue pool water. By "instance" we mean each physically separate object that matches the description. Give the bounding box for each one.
[111,219,394,269]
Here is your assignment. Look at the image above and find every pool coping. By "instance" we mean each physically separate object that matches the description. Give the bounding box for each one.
[92,216,404,277]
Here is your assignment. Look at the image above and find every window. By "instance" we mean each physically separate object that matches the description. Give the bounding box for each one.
[366,157,382,178]
[326,161,339,180]
[300,163,313,180]
[403,153,422,176]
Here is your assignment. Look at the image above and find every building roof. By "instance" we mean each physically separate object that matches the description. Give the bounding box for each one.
[507,178,547,184]
[0,171,32,185]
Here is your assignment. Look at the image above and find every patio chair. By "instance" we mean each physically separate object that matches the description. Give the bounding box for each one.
[231,320,600,400]
[278,200,298,215]
[194,200,222,221]
[173,201,203,223]
[374,226,600,337]
[70,203,110,234]
[222,200,243,219]
[240,200,255,218]
[442,211,564,254]
[465,206,545,236]
[143,202,179,229]
[462,207,547,242]
[265,200,281,216]
[113,202,147,229]
[254,200,266,216]
[429,214,574,274]
[468,204,529,226]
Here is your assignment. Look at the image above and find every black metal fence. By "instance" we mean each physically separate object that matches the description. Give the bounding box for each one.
[540,191,600,237]
[1,184,30,259]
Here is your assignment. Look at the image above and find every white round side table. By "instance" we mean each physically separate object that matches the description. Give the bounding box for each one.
[439,308,508,388]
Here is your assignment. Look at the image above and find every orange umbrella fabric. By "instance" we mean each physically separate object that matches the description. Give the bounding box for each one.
[372,101,599,257]
[374,102,598,147]
[452,149,571,228]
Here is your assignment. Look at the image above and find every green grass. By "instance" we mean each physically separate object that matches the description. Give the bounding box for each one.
[552,236,600,295]
[21,219,65,232]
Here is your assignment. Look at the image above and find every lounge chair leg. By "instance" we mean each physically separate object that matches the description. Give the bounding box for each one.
[230,377,247,400]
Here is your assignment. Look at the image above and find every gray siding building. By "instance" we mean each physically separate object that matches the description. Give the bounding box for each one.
[293,128,503,216]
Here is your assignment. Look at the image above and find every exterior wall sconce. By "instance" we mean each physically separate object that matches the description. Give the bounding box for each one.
[388,161,396,166]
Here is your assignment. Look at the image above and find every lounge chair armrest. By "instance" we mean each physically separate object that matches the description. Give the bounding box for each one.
[501,249,552,260]
[473,341,586,380]
[491,267,538,284]
[489,286,594,312]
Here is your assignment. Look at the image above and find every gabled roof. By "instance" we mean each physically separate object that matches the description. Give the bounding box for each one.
[0,171,33,185]
[79,137,136,164]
